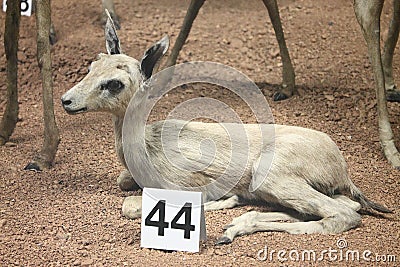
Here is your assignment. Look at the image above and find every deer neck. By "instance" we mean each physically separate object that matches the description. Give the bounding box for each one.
[113,114,127,168]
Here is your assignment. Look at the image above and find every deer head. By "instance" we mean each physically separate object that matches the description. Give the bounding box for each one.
[61,12,169,116]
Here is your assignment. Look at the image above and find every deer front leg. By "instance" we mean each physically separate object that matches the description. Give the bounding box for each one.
[382,0,400,102]
[262,0,296,101]
[122,195,241,220]
[122,195,142,219]
[117,169,140,191]
[354,0,400,168]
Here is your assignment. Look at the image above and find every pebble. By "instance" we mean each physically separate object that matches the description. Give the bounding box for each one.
[4,142,17,147]
[324,94,335,101]
[81,259,93,266]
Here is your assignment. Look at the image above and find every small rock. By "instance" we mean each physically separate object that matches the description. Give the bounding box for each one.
[240,47,249,53]
[270,49,280,58]
[81,259,93,266]
[230,39,243,48]
[82,240,92,246]
[0,219,6,228]
[5,142,17,147]
[324,94,335,101]
[101,234,111,242]
[17,51,27,62]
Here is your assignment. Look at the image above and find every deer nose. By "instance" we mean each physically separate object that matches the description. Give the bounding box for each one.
[61,98,72,106]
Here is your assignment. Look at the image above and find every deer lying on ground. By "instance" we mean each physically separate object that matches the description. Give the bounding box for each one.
[61,15,392,244]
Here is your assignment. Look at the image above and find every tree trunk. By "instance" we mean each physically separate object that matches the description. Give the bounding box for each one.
[25,0,60,171]
[0,0,21,145]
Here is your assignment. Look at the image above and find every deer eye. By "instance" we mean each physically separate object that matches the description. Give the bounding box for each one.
[100,79,124,94]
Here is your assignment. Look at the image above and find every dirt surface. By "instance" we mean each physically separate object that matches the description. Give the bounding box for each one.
[0,0,399,266]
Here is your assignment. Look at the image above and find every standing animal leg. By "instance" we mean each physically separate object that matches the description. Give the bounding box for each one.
[354,0,400,168]
[0,0,20,145]
[25,0,60,171]
[262,0,296,101]
[382,0,400,102]
[216,181,361,244]
[165,0,205,68]
[32,0,57,44]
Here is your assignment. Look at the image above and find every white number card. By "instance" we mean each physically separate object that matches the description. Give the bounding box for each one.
[141,188,206,252]
[3,0,33,17]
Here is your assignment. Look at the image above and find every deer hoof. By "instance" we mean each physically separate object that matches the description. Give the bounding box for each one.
[223,224,234,230]
[122,196,142,219]
[273,91,290,101]
[24,162,43,172]
[387,88,400,102]
[215,236,232,245]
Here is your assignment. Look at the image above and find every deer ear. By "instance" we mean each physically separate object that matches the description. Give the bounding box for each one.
[105,9,121,55]
[140,35,169,80]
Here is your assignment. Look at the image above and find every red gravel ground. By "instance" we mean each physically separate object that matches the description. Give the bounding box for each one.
[0,0,399,266]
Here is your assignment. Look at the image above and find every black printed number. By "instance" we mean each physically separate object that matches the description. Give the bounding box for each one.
[144,200,169,236]
[4,0,30,13]
[20,0,29,12]
[171,203,195,239]
[145,201,196,239]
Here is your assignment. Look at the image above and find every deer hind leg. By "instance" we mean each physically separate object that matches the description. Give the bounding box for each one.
[383,0,400,102]
[204,195,241,211]
[220,194,360,233]
[222,211,302,232]
[262,0,296,101]
[216,181,361,245]
[332,195,361,211]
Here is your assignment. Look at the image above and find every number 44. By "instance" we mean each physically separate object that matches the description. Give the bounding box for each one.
[3,0,32,16]
[145,200,196,239]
